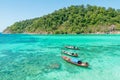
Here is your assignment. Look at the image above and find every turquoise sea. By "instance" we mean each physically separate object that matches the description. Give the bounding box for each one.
[0,33,120,80]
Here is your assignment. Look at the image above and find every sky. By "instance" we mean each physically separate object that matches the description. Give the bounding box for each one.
[0,0,120,32]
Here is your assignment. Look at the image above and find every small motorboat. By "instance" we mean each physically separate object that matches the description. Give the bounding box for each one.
[62,50,78,57]
[62,56,88,67]
[65,46,79,50]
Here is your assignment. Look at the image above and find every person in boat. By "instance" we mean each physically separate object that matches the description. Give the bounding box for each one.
[72,53,78,56]
[72,53,74,55]
[77,61,82,64]
[85,62,88,66]
[73,46,76,49]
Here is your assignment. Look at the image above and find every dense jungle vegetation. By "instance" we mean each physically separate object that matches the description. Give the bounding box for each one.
[3,5,120,34]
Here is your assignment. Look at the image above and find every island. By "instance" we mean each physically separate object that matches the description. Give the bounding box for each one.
[3,5,120,34]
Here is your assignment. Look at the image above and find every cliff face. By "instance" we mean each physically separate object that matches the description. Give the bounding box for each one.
[3,5,120,34]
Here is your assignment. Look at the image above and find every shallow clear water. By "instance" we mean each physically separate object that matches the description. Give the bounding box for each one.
[0,34,120,80]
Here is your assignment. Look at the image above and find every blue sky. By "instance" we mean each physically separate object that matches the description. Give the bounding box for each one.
[0,0,120,32]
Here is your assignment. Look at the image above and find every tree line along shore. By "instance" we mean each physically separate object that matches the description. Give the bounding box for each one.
[3,5,120,34]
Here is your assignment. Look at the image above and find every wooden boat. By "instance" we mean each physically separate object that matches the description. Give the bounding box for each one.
[62,56,88,67]
[62,50,78,57]
[65,46,79,50]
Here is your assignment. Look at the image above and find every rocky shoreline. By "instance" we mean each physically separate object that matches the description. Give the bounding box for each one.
[2,31,120,34]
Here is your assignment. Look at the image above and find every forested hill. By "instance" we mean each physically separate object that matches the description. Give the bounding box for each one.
[3,5,120,34]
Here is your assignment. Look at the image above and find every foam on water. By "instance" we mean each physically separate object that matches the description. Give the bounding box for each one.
[0,34,120,80]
